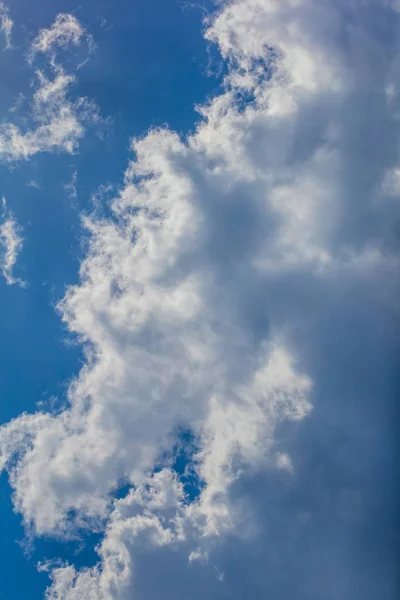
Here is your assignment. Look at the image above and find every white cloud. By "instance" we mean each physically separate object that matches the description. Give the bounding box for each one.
[0,15,102,162]
[27,180,41,190]
[0,198,25,286]
[0,1,399,598]
[64,169,78,200]
[383,166,400,196]
[0,71,100,160]
[0,2,13,49]
[29,13,94,64]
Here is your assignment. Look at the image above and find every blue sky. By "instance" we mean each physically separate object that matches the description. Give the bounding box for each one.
[0,1,399,599]
[0,2,218,597]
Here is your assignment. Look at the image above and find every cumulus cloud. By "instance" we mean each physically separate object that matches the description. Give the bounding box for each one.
[0,198,25,286]
[0,2,13,49]
[0,1,399,599]
[0,14,101,162]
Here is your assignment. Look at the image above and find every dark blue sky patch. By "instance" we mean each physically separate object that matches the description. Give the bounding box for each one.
[152,428,205,504]
[171,428,205,503]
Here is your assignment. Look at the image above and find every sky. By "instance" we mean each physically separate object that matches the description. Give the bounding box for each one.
[0,1,399,599]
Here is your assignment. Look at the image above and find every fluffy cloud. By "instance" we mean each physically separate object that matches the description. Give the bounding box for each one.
[1,1,399,598]
[0,14,101,162]
[0,198,25,286]
[0,2,12,49]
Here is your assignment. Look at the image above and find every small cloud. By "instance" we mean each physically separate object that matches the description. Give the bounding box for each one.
[9,92,26,113]
[0,14,105,163]
[64,168,78,200]
[0,67,102,162]
[383,166,400,196]
[189,548,209,564]
[0,2,13,49]
[275,452,294,474]
[27,180,41,190]
[96,14,113,31]
[29,13,94,64]
[0,198,25,286]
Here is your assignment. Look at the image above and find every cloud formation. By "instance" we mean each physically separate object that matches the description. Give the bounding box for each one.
[0,1,399,599]
[0,198,24,286]
[0,14,100,162]
[0,2,12,49]
[29,13,94,64]
[64,168,78,201]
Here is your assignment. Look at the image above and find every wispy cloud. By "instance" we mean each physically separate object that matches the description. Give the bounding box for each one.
[29,12,95,65]
[0,72,100,160]
[64,168,78,201]
[0,14,102,162]
[0,2,13,49]
[27,180,41,190]
[0,198,25,286]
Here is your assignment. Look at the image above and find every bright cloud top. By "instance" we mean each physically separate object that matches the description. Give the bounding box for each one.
[0,2,12,49]
[0,1,399,599]
[0,198,24,286]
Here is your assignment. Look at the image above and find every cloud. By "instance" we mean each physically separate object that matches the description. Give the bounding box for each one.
[0,1,399,598]
[0,71,101,160]
[0,15,102,162]
[29,13,94,64]
[0,198,25,286]
[0,2,13,49]
[27,180,41,190]
[64,169,78,200]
